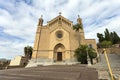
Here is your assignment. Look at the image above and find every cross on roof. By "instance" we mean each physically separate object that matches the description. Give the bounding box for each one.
[59,12,62,15]
[41,15,43,18]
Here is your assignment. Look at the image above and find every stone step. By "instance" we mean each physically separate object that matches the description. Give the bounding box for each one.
[0,65,98,80]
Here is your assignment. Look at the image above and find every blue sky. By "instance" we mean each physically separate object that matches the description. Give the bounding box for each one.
[0,0,120,59]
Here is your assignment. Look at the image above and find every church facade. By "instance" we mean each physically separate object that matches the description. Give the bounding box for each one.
[31,14,97,63]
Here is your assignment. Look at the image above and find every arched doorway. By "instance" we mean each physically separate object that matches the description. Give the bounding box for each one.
[54,43,65,62]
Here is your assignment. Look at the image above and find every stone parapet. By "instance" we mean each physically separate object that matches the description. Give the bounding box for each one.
[98,48,120,54]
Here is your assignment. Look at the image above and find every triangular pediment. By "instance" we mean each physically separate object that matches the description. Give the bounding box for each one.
[47,15,73,26]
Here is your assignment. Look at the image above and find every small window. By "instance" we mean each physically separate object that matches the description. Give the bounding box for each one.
[56,31,63,38]
[59,18,61,20]
[57,33,62,38]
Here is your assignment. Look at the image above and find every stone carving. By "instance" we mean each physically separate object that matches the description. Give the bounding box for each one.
[77,15,83,26]
[38,15,43,26]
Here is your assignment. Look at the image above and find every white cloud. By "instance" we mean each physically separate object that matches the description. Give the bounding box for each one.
[0,0,120,59]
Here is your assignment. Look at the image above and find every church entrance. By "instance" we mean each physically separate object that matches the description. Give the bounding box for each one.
[57,52,62,61]
[54,43,65,62]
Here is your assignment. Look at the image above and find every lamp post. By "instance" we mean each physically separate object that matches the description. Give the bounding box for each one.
[86,47,91,66]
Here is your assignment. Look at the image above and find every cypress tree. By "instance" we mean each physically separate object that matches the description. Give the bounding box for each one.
[104,28,111,41]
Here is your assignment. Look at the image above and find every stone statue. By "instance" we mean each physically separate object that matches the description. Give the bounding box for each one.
[77,15,83,26]
[38,15,43,26]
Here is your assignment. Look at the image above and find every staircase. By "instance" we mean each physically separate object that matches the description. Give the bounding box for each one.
[93,53,120,80]
[95,54,120,69]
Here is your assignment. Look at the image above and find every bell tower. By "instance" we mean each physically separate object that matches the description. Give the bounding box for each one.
[32,15,44,59]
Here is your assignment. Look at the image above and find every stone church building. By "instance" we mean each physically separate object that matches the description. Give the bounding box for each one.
[31,13,97,63]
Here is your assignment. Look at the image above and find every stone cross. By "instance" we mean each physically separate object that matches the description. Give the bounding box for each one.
[59,12,62,15]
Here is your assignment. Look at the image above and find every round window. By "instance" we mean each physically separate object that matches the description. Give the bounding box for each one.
[56,31,63,38]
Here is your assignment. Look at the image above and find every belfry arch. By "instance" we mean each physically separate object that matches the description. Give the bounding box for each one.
[54,43,65,62]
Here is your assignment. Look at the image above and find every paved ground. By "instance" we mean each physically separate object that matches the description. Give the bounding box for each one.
[0,65,98,80]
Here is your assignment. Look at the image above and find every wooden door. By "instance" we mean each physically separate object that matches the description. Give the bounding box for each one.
[57,52,62,61]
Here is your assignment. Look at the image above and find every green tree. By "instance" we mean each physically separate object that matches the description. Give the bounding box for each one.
[112,31,120,44]
[104,28,111,41]
[74,45,87,64]
[110,32,114,44]
[97,33,104,42]
[100,40,112,48]
[73,23,83,32]
[88,48,97,64]
[97,28,120,48]
[74,45,97,64]
[24,46,33,60]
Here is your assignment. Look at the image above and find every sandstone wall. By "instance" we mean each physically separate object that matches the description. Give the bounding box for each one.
[98,48,120,54]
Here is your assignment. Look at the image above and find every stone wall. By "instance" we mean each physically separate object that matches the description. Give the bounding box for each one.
[85,39,97,51]
[98,48,120,54]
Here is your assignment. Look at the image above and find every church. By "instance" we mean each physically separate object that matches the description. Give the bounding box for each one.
[31,13,97,64]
